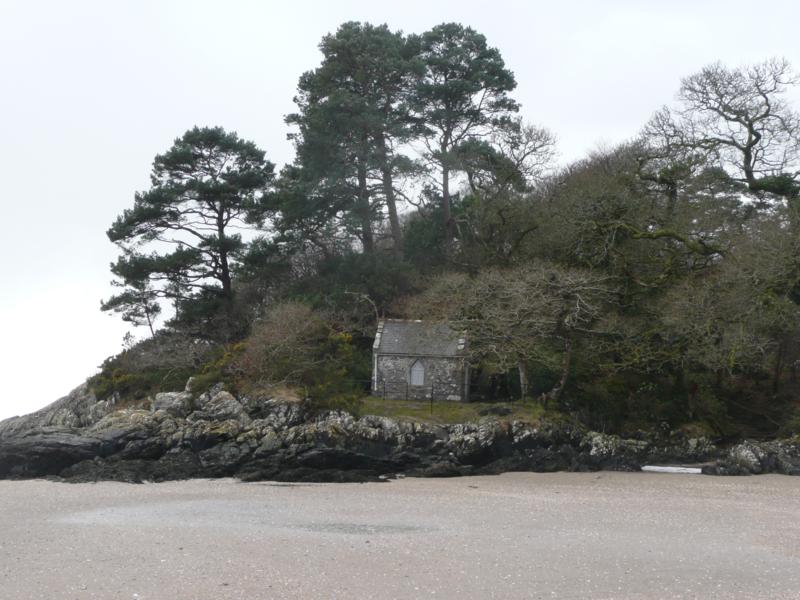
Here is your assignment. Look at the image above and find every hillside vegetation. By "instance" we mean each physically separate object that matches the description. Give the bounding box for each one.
[92,22,800,440]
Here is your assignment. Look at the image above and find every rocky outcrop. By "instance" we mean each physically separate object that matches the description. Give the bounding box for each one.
[152,391,192,418]
[1,382,792,482]
[703,439,800,475]
[0,384,115,436]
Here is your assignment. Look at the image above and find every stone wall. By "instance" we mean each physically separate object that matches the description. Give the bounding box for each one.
[374,354,467,402]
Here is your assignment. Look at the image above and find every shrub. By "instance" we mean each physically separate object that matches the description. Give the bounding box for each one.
[188,342,246,394]
[88,331,211,400]
[235,302,329,385]
[778,406,800,438]
[233,302,370,400]
[89,365,194,401]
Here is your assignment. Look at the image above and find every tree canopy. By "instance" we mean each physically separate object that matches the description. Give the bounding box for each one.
[103,126,275,339]
[99,26,800,438]
[412,23,519,241]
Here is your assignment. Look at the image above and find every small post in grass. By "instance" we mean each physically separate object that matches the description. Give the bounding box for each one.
[430,383,434,415]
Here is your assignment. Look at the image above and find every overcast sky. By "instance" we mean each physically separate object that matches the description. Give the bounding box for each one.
[1,0,799,420]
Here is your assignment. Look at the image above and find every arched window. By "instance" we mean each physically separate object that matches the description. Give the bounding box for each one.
[410,360,425,386]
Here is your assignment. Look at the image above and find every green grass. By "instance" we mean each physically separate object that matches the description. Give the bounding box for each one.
[359,396,557,425]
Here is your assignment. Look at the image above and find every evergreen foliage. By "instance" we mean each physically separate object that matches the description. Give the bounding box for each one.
[101,29,800,438]
[103,126,275,340]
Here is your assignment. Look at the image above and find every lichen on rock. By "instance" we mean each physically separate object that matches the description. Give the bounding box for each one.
[1,382,797,482]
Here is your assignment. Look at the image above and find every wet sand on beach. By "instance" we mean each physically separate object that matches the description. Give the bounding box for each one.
[1,472,799,599]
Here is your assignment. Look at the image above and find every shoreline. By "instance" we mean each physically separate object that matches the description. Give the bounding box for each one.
[3,386,799,483]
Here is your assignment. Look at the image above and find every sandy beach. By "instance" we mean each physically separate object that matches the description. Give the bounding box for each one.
[1,472,799,599]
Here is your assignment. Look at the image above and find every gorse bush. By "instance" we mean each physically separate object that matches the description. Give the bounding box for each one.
[189,343,247,394]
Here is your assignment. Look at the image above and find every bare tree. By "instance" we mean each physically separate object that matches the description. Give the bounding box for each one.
[235,302,330,385]
[645,58,800,199]
[410,264,614,402]
[493,118,557,187]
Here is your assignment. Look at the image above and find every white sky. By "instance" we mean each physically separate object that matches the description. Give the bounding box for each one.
[1,0,799,420]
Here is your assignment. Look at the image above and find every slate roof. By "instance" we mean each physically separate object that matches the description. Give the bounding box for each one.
[373,319,466,357]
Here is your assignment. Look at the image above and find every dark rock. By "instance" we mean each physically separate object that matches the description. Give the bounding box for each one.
[1,382,790,483]
[0,429,112,478]
[705,439,800,475]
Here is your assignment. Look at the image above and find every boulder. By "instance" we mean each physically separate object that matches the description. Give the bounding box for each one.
[0,383,112,438]
[705,439,800,475]
[0,429,113,478]
[152,392,192,418]
[191,390,250,425]
[729,441,766,474]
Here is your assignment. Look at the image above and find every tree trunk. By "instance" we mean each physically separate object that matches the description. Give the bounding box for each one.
[742,132,759,190]
[377,134,403,257]
[665,180,678,219]
[773,338,786,393]
[145,306,155,338]
[540,339,573,409]
[356,161,374,253]
[215,205,235,340]
[517,360,528,400]
[441,139,455,242]
[488,374,498,401]
[216,208,232,300]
